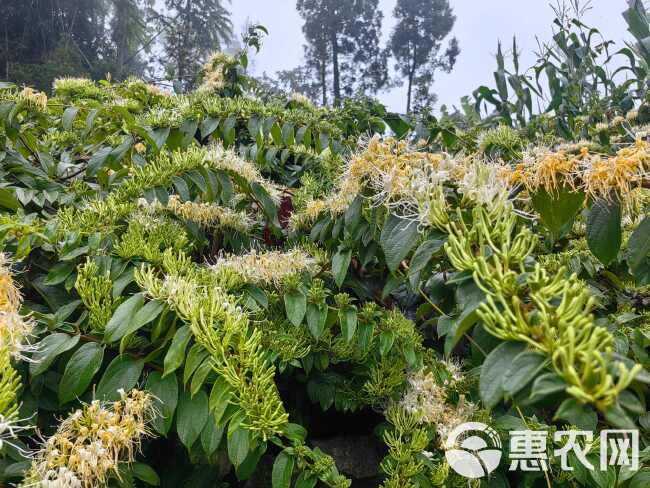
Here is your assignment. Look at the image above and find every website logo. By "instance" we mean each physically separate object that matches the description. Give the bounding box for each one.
[444,422,503,479]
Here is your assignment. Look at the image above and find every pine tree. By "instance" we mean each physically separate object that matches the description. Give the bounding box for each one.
[296,0,388,106]
[390,0,459,113]
[110,0,149,80]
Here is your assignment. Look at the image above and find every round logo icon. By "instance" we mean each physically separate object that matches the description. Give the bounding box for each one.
[444,422,502,479]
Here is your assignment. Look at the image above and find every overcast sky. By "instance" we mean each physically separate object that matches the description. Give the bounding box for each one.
[229,0,633,113]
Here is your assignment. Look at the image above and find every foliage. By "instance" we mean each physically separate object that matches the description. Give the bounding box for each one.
[157,0,234,91]
[296,0,390,106]
[0,2,650,487]
[390,0,460,113]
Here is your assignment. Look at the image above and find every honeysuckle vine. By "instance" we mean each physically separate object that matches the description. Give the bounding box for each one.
[2,19,650,485]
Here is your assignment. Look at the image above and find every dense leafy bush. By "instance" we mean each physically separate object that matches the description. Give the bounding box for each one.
[1,4,650,488]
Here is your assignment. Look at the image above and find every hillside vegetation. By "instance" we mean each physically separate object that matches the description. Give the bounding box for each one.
[1,2,650,488]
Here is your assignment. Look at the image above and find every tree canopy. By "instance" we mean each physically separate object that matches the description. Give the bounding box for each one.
[390,0,459,113]
[296,0,389,106]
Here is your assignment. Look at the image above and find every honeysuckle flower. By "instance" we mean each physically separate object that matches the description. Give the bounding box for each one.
[15,87,48,111]
[39,467,83,488]
[22,390,155,488]
[421,450,435,462]
[399,370,475,440]
[166,195,253,232]
[0,310,36,360]
[210,249,317,288]
[199,52,235,92]
[0,254,21,314]
[292,137,515,231]
[289,92,313,106]
[0,254,34,423]
[205,145,282,202]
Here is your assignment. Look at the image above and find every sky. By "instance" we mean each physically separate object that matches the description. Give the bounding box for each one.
[230,0,633,113]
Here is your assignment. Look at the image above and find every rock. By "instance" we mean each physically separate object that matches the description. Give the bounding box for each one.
[311,435,385,480]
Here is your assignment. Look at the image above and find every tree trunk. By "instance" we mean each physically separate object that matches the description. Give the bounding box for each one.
[331,31,341,107]
[115,0,128,80]
[4,17,8,80]
[178,0,192,89]
[406,44,417,114]
[320,60,327,106]
[406,71,413,114]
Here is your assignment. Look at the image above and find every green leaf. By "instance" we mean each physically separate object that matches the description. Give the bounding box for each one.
[295,474,318,488]
[284,290,306,327]
[283,423,307,443]
[209,377,233,426]
[183,344,210,385]
[179,119,198,146]
[443,303,482,356]
[250,182,279,227]
[106,299,163,343]
[331,249,351,288]
[62,107,79,130]
[200,117,220,138]
[339,307,357,342]
[629,470,650,488]
[408,237,446,288]
[172,176,190,201]
[554,399,598,431]
[502,351,547,396]
[104,293,144,343]
[589,463,617,488]
[215,170,233,203]
[112,267,134,299]
[150,127,170,150]
[96,355,144,401]
[201,414,224,456]
[272,452,294,488]
[627,216,650,271]
[30,333,80,376]
[86,146,113,176]
[271,122,283,145]
[306,303,327,339]
[0,188,19,210]
[59,245,89,261]
[186,169,207,193]
[163,325,192,377]
[316,132,329,152]
[618,390,644,415]
[44,261,76,286]
[479,342,526,408]
[379,330,395,356]
[228,427,250,467]
[587,198,622,265]
[344,195,363,231]
[58,342,105,404]
[132,463,160,486]
[282,123,295,146]
[190,362,212,396]
[236,443,267,481]
[531,186,585,240]
[529,373,567,402]
[176,389,209,449]
[384,113,411,139]
[603,401,637,429]
[145,371,178,435]
[380,214,419,272]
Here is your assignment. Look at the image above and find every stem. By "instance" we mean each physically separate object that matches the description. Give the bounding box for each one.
[515,405,553,488]
[331,31,341,107]
[407,43,417,114]
[417,285,446,316]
